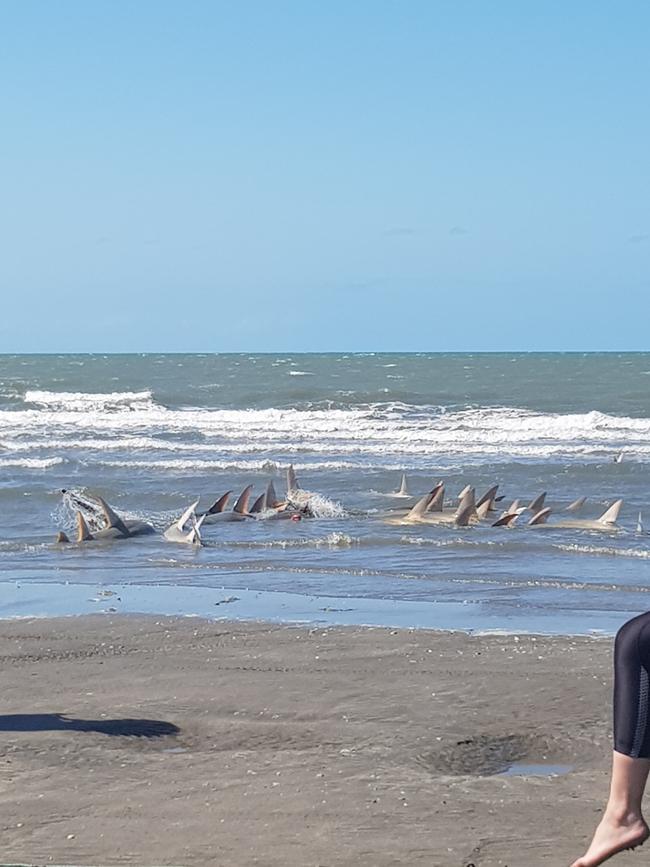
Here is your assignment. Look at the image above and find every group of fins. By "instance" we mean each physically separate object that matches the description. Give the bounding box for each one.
[56,466,313,547]
[387,474,628,532]
[56,466,637,548]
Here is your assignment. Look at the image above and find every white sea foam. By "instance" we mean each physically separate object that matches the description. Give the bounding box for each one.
[23,389,157,412]
[3,401,650,468]
[0,457,64,469]
[555,543,650,560]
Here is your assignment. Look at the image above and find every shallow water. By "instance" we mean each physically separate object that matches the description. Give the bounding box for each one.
[1,352,649,634]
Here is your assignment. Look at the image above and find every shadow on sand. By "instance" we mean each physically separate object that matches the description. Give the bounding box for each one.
[0,713,180,738]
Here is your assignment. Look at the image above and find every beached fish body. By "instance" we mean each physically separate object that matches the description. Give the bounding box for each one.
[163,500,205,545]
[528,500,623,532]
[56,492,155,542]
[384,485,477,527]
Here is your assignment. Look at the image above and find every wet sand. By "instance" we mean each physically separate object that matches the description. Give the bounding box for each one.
[0,615,638,866]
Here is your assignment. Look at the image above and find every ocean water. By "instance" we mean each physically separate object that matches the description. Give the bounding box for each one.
[1,352,650,635]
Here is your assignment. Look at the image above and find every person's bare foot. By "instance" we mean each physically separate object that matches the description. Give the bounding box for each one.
[571,812,649,867]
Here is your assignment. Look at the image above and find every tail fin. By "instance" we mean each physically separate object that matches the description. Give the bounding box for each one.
[187,513,206,545]
[233,485,254,515]
[637,512,644,534]
[528,507,552,526]
[97,496,130,536]
[426,484,445,513]
[287,465,300,494]
[397,473,409,496]
[76,511,93,542]
[455,488,476,518]
[598,499,623,525]
[528,492,547,514]
[250,492,268,514]
[457,484,472,500]
[565,496,586,513]
[506,499,521,514]
[177,499,200,531]
[208,491,232,514]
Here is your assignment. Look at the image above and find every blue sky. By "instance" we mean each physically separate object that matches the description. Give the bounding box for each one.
[1,1,648,351]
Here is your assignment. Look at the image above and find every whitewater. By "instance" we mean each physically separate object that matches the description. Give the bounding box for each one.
[1,352,650,634]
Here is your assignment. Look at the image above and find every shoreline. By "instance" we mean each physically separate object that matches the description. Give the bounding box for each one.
[0,612,625,866]
[0,578,639,637]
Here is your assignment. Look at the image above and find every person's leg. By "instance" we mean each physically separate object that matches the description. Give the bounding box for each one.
[571,612,650,867]
[570,751,650,867]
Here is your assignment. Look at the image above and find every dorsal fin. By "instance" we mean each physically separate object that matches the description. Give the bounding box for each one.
[506,499,521,514]
[426,484,445,513]
[565,496,586,513]
[476,500,492,520]
[96,497,130,536]
[455,488,476,519]
[76,511,93,542]
[55,531,70,543]
[637,512,644,534]
[598,499,623,525]
[457,484,472,500]
[287,465,300,493]
[492,512,519,528]
[250,492,268,514]
[528,492,547,514]
[177,499,200,531]
[528,506,551,526]
[208,491,231,514]
[406,489,436,519]
[233,485,253,514]
[476,484,499,509]
[397,473,409,496]
[267,481,281,508]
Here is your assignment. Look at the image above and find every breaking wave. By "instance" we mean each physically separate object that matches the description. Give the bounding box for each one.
[23,390,157,412]
[0,457,64,469]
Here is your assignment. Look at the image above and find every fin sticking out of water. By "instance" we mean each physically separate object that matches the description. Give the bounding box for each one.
[250,491,268,514]
[187,514,206,545]
[267,480,281,508]
[565,496,586,513]
[287,465,300,494]
[455,487,476,518]
[96,497,130,536]
[55,531,70,543]
[528,492,547,515]
[177,499,200,531]
[426,483,445,513]
[506,499,521,514]
[455,494,477,527]
[406,489,437,520]
[476,499,492,520]
[638,512,644,534]
[76,511,93,542]
[208,491,231,514]
[457,484,472,500]
[397,473,409,496]
[233,485,254,515]
[598,499,623,525]
[476,484,499,510]
[492,512,520,528]
[528,507,552,526]
[614,451,624,463]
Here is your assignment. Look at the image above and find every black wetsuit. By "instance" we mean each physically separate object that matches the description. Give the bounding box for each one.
[614,612,650,758]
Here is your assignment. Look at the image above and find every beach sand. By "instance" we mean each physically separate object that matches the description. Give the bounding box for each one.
[0,615,638,866]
